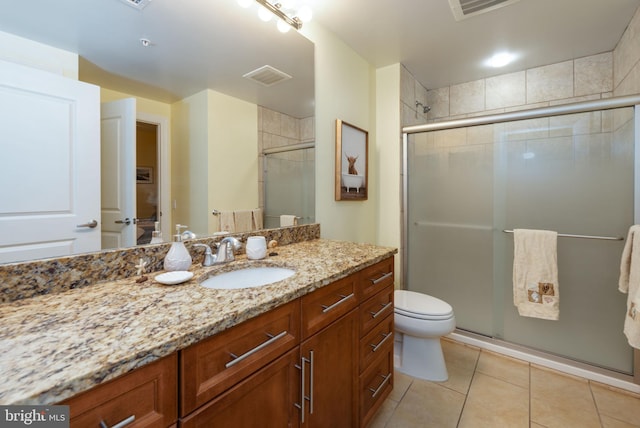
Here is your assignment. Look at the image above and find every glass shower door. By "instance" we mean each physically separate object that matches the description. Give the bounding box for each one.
[406,107,635,373]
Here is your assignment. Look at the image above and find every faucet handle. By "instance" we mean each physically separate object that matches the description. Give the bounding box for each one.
[193,243,215,266]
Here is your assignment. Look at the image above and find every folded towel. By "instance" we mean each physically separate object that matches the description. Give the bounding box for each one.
[219,211,235,233]
[513,229,559,320]
[618,225,640,349]
[234,210,254,232]
[252,208,263,230]
[280,215,298,227]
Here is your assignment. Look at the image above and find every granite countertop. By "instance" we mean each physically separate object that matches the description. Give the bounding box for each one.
[0,239,396,405]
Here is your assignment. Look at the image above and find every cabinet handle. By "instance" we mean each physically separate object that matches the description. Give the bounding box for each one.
[295,353,313,423]
[370,332,393,353]
[370,301,393,319]
[321,293,354,313]
[225,330,287,368]
[369,373,392,398]
[369,271,393,284]
[99,415,135,428]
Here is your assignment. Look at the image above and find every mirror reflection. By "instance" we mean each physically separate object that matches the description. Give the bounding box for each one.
[0,0,315,264]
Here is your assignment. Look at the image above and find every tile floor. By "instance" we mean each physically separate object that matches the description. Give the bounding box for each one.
[369,338,640,428]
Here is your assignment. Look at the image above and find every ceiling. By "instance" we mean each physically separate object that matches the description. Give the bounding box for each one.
[1,0,639,116]
[312,0,640,90]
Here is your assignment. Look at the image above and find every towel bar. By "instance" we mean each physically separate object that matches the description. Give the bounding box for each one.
[503,230,624,241]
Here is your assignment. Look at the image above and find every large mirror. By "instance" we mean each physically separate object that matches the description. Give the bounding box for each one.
[0,0,314,264]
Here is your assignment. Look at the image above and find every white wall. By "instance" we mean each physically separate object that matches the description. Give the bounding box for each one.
[302,23,377,244]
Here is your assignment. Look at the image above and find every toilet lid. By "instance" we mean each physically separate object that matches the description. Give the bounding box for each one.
[395,289,453,320]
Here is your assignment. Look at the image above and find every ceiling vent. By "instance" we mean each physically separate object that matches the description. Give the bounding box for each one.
[119,0,152,10]
[448,0,520,21]
[243,65,292,87]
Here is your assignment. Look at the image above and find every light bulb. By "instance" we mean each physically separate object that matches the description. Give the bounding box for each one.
[277,19,291,32]
[485,52,516,68]
[237,0,252,8]
[297,5,312,22]
[258,5,273,21]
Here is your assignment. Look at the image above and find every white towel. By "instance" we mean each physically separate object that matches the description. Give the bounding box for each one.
[280,215,298,227]
[252,208,263,230]
[234,210,254,232]
[618,225,640,349]
[513,229,559,320]
[219,211,235,233]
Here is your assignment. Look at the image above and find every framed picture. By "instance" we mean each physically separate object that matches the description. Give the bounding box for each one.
[335,119,368,201]
[136,166,153,184]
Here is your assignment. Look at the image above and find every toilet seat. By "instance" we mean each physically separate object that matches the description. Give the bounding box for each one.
[395,290,453,321]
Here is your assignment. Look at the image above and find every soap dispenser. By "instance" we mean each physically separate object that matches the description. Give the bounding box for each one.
[163,224,192,271]
[149,221,163,244]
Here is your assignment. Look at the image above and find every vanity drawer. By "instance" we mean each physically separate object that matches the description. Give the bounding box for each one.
[358,257,394,302]
[359,313,393,373]
[301,274,358,339]
[359,284,394,337]
[64,353,177,428]
[359,345,393,428]
[180,299,300,416]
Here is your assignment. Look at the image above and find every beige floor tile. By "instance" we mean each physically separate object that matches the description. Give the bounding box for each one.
[531,366,600,428]
[591,382,640,426]
[600,414,639,428]
[476,350,530,388]
[388,370,413,403]
[458,372,529,428]
[367,397,399,428]
[439,339,480,394]
[385,378,465,428]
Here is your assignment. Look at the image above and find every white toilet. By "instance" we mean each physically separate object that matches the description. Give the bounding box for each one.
[394,289,456,382]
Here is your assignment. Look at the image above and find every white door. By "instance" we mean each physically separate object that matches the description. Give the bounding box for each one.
[0,60,101,264]
[100,98,137,249]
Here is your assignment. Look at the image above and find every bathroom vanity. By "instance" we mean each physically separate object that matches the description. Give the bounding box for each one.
[0,239,396,427]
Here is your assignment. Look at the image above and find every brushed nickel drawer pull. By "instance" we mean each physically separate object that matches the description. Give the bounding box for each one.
[370,301,393,319]
[295,353,313,423]
[309,350,315,414]
[370,271,393,284]
[369,373,392,398]
[225,330,287,368]
[99,415,135,428]
[370,332,392,352]
[321,293,355,313]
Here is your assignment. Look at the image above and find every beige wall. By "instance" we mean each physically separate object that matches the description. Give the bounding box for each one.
[302,22,377,244]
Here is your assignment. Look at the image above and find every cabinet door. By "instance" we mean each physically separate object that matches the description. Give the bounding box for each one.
[180,349,300,428]
[300,310,358,428]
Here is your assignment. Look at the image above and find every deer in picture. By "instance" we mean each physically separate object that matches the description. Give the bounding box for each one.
[346,154,358,175]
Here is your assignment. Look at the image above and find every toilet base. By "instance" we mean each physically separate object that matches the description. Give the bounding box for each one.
[394,334,449,382]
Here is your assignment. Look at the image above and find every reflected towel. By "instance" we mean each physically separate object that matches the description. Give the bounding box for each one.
[280,215,298,227]
[618,225,640,349]
[234,210,254,232]
[513,229,559,320]
[252,208,263,230]
[219,211,235,233]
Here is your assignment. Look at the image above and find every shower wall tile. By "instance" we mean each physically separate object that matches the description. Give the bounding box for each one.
[261,107,281,135]
[450,80,485,116]
[614,5,640,89]
[526,61,574,104]
[300,116,314,142]
[427,86,450,119]
[415,79,428,107]
[281,114,299,139]
[549,111,602,138]
[401,65,416,106]
[486,71,526,110]
[467,124,495,145]
[434,127,466,148]
[574,52,613,97]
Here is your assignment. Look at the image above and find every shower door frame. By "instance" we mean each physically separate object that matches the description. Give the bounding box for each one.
[401,94,640,384]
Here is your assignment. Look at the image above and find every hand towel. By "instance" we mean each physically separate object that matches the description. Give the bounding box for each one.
[513,229,559,320]
[252,208,263,230]
[618,225,640,349]
[280,215,298,227]
[234,210,254,232]
[219,211,235,233]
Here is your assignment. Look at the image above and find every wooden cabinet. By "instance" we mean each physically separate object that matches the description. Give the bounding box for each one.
[64,353,177,428]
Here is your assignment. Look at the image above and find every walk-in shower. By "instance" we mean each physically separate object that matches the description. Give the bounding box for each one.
[402,96,640,380]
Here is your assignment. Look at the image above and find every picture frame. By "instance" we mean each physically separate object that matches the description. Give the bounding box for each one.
[136,166,153,184]
[335,119,368,201]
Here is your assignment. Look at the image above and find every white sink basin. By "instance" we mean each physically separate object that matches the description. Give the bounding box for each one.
[200,267,296,290]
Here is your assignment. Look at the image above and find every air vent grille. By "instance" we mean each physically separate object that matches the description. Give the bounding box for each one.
[119,0,152,10]
[448,0,520,21]
[243,65,292,87]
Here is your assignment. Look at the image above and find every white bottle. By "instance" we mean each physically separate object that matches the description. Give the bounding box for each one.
[163,224,192,271]
[150,221,163,244]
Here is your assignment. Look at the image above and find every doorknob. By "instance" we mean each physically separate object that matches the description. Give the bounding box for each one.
[77,220,98,228]
[115,218,131,225]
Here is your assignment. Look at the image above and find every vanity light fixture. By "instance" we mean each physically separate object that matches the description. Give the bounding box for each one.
[238,0,312,32]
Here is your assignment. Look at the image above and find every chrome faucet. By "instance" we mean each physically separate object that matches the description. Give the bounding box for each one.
[193,243,215,266]
[193,237,241,266]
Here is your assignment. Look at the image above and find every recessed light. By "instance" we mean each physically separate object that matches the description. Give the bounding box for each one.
[485,52,516,68]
